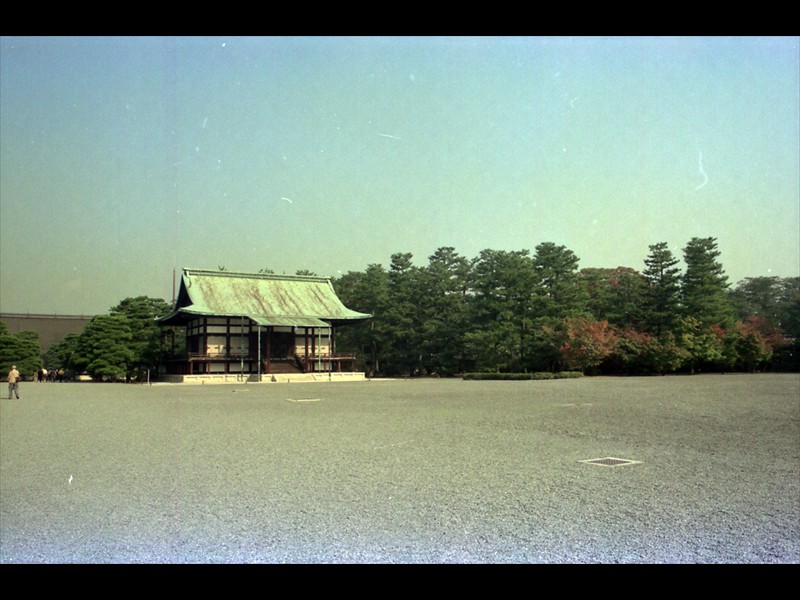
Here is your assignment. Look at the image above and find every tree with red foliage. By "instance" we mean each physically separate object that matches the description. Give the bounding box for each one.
[610,327,654,374]
[558,317,619,373]
[731,316,789,372]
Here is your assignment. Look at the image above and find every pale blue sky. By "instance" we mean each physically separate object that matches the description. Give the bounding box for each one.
[1,36,798,314]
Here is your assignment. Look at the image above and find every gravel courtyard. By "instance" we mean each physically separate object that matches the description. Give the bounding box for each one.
[1,373,798,564]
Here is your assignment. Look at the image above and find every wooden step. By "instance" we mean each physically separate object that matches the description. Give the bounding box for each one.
[267,360,303,374]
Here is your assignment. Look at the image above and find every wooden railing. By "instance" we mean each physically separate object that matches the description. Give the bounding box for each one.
[186,350,248,359]
[297,352,356,360]
[185,351,356,360]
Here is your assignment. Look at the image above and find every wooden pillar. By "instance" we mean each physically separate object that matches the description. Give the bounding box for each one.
[265,327,271,374]
[311,329,316,372]
[225,318,231,374]
[332,327,341,372]
[304,327,309,373]
[202,318,209,374]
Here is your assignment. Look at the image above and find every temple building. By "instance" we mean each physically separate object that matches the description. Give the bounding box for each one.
[157,268,371,382]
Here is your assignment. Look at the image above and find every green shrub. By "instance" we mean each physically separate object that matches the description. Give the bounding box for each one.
[462,371,583,381]
[525,372,547,380]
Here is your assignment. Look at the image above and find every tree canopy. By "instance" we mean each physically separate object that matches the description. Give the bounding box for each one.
[681,237,737,329]
[333,240,798,376]
[0,322,42,378]
[4,236,796,382]
[35,296,173,381]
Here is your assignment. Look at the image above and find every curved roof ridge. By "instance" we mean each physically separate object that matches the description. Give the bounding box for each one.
[182,267,329,283]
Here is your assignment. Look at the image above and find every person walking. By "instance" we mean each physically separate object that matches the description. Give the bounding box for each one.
[8,365,21,399]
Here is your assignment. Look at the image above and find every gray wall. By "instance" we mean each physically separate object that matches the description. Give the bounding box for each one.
[0,313,93,353]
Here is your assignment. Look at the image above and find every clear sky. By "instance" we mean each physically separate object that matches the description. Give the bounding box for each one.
[1,36,798,315]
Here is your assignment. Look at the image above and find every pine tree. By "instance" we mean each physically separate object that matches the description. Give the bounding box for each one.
[681,237,736,328]
[0,323,42,378]
[385,252,424,376]
[71,314,134,381]
[579,266,648,330]
[110,296,173,380]
[642,242,682,335]
[466,248,536,372]
[332,264,390,376]
[419,247,471,375]
[532,242,587,320]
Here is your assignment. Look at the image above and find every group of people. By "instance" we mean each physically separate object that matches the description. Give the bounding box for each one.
[36,368,64,383]
[6,365,69,399]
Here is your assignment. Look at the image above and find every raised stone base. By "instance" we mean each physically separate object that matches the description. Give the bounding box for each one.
[158,372,367,384]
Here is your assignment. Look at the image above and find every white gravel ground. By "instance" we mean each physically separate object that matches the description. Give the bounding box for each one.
[1,373,798,564]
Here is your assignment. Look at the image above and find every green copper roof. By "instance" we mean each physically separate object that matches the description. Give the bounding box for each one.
[157,268,371,328]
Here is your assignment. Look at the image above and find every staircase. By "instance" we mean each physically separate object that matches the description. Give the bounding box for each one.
[267,359,303,374]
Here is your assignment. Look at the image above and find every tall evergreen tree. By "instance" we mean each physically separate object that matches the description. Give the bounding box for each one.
[419,247,472,375]
[110,296,173,380]
[384,252,425,375]
[332,264,390,375]
[774,277,800,371]
[681,237,736,328]
[579,266,648,330]
[729,276,794,331]
[465,249,536,372]
[531,242,587,320]
[776,277,800,340]
[527,243,588,371]
[642,242,682,335]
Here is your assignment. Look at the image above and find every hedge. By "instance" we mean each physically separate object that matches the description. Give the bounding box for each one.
[462,372,584,381]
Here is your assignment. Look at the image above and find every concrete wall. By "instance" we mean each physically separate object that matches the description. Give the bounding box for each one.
[0,313,94,353]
